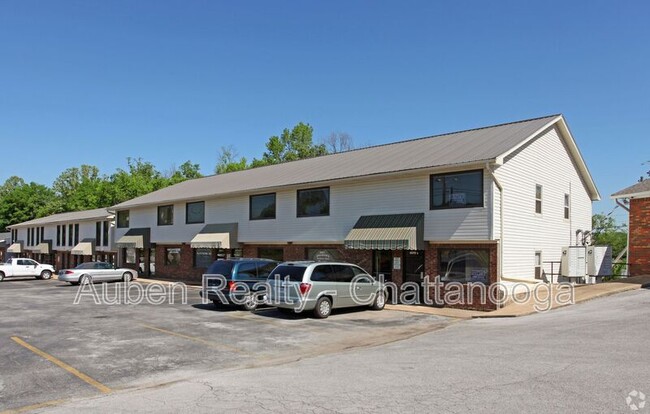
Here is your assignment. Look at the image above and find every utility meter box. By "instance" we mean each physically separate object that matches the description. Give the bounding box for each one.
[560,246,587,279]
[587,246,612,277]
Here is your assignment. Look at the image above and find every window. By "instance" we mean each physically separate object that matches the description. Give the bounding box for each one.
[193,248,212,268]
[158,205,174,226]
[250,193,276,220]
[36,227,40,245]
[310,265,335,282]
[117,211,130,228]
[74,224,79,245]
[125,248,136,264]
[236,262,258,279]
[102,221,109,247]
[186,201,205,224]
[564,194,570,220]
[56,226,61,247]
[96,222,101,246]
[430,170,483,209]
[535,185,543,214]
[258,247,284,261]
[27,228,31,246]
[40,227,44,243]
[438,249,490,283]
[297,187,330,217]
[257,262,277,279]
[535,251,543,280]
[268,265,306,282]
[165,247,181,265]
[62,225,66,247]
[68,224,73,246]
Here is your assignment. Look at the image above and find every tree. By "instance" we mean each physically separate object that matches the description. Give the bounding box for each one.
[592,213,627,259]
[52,165,108,211]
[251,122,327,167]
[105,158,169,204]
[322,131,354,153]
[167,161,203,184]
[0,180,59,231]
[215,146,248,174]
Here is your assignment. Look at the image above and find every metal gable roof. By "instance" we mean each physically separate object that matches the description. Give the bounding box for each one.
[8,208,113,229]
[111,115,561,209]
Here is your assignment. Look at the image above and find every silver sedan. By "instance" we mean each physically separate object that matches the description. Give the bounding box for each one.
[58,262,137,285]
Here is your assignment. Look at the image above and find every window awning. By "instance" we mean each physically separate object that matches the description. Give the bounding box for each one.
[71,239,95,256]
[344,213,424,251]
[7,243,22,253]
[115,228,150,249]
[34,240,52,254]
[190,223,238,249]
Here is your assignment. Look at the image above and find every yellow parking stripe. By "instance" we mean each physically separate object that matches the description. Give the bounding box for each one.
[0,399,67,414]
[10,337,111,394]
[140,324,244,354]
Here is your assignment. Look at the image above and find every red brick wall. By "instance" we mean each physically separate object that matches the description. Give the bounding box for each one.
[155,244,206,283]
[629,198,650,276]
[424,242,500,311]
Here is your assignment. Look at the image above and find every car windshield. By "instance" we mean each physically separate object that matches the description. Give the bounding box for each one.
[75,263,97,269]
[205,261,234,278]
[268,265,306,282]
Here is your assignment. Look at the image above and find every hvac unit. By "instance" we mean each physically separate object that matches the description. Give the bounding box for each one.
[560,246,587,279]
[587,246,612,277]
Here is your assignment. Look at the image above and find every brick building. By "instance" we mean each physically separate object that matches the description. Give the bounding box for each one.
[111,115,599,310]
[612,180,650,276]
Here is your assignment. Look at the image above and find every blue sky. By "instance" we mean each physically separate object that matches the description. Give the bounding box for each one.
[1,0,648,221]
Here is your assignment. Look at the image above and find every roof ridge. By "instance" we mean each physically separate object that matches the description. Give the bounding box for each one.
[195,113,562,180]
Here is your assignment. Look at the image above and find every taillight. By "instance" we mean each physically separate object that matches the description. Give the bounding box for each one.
[65,270,75,274]
[299,283,312,295]
[228,281,236,291]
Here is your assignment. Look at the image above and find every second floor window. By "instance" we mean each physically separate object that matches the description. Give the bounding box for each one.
[564,194,570,219]
[535,185,543,214]
[186,201,205,224]
[117,211,129,228]
[430,170,483,209]
[158,205,174,226]
[297,187,330,217]
[250,193,276,220]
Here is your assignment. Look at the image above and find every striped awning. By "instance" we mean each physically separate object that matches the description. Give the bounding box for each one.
[71,239,95,256]
[115,228,150,249]
[34,240,52,254]
[190,223,238,249]
[344,213,424,251]
[190,233,230,249]
[7,243,22,253]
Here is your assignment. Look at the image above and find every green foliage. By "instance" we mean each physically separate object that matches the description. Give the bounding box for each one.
[250,122,327,168]
[591,213,627,260]
[52,165,107,211]
[168,161,203,185]
[215,146,248,174]
[0,180,59,231]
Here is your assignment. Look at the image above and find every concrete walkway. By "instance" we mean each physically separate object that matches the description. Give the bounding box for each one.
[387,276,650,319]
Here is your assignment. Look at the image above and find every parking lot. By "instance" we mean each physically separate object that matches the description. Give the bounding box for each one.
[0,278,451,412]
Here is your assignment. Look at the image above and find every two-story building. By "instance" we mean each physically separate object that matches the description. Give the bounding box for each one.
[6,208,116,269]
[612,180,650,276]
[111,114,599,309]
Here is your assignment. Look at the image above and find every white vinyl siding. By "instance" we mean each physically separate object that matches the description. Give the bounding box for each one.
[117,169,492,244]
[495,126,592,280]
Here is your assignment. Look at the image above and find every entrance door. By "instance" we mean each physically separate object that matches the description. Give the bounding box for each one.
[403,250,425,285]
[372,250,393,283]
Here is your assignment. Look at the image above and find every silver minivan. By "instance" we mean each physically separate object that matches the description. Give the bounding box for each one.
[266,261,385,318]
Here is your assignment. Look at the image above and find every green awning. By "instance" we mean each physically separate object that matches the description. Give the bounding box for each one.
[344,213,424,251]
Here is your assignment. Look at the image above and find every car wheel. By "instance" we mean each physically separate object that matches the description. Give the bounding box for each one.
[370,289,386,310]
[313,296,332,319]
[241,295,258,312]
[122,272,132,283]
[40,270,52,280]
[79,274,92,285]
[0,272,4,282]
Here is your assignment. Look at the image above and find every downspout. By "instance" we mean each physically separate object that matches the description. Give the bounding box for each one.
[616,198,630,276]
[485,163,504,288]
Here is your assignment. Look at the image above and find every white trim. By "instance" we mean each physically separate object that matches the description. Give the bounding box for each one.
[611,190,650,199]
[496,115,600,201]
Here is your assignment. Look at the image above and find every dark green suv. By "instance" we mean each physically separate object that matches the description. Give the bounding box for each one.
[200,258,278,311]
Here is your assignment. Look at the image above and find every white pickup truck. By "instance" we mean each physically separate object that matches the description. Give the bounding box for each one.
[0,258,55,281]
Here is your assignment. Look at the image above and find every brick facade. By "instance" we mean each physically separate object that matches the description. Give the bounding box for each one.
[629,197,650,276]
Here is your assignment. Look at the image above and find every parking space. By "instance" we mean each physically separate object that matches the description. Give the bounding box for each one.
[0,278,451,412]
